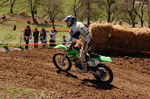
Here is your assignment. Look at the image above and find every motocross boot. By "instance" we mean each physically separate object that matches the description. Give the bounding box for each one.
[82,62,88,72]
[77,62,88,73]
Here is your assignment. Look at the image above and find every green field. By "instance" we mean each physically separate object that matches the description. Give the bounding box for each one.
[0,0,149,47]
[0,0,73,15]
[0,21,70,46]
[0,0,74,46]
[0,82,52,99]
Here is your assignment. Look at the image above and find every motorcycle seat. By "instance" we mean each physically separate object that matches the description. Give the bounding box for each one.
[86,53,99,58]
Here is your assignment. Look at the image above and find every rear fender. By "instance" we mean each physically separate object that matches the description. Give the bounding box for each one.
[89,56,113,62]
[99,56,113,62]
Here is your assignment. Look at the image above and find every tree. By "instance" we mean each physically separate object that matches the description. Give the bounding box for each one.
[97,0,119,23]
[83,0,97,25]
[146,0,150,27]
[70,0,85,22]
[133,0,147,27]
[9,0,16,14]
[72,0,98,25]
[71,0,81,20]
[70,0,99,25]
[42,0,64,28]
[0,0,8,24]
[119,0,137,27]
[0,0,8,8]
[26,0,40,23]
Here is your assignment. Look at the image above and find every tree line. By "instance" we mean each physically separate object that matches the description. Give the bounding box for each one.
[0,0,150,28]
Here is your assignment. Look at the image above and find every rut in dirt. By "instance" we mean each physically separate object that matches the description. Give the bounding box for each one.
[0,47,150,99]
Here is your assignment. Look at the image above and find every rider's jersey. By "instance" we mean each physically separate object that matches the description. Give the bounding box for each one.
[68,22,93,44]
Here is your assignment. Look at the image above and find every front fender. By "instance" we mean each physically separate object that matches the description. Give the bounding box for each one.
[54,45,67,50]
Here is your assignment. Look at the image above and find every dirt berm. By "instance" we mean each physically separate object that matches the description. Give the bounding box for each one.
[0,48,150,99]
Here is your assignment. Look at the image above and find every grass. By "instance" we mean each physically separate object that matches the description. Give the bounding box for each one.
[0,82,52,99]
[0,21,23,45]
[1,0,148,47]
[0,19,70,46]
[0,0,73,15]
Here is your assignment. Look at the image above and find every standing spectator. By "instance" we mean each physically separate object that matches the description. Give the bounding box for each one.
[49,27,57,47]
[23,25,31,49]
[40,27,47,47]
[33,28,39,48]
[13,24,16,31]
[2,14,6,20]
[62,36,67,45]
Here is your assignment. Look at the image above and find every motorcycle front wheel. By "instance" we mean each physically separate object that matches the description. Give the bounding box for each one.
[93,64,113,85]
[53,53,72,72]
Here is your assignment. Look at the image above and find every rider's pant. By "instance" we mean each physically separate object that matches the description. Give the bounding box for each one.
[80,39,93,63]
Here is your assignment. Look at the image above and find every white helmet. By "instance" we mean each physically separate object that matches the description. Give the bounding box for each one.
[63,15,76,27]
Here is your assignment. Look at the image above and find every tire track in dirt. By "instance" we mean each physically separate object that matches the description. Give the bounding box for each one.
[0,48,150,99]
[112,67,150,97]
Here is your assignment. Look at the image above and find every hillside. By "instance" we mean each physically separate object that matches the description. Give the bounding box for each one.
[0,48,150,98]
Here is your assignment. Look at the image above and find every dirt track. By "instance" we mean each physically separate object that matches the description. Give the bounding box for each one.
[0,48,150,99]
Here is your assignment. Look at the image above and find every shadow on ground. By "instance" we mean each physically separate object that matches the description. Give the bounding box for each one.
[92,49,150,58]
[81,79,117,90]
[56,70,78,79]
[56,70,117,90]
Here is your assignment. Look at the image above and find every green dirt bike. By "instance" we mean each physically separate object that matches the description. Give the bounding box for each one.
[52,45,113,85]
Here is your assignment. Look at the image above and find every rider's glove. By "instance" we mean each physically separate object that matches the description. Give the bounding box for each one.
[69,42,76,48]
[66,47,71,52]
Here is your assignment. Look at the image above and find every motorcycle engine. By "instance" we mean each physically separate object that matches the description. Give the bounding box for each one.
[87,60,99,67]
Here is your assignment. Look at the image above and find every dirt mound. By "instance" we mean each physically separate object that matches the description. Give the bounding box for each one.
[0,48,150,99]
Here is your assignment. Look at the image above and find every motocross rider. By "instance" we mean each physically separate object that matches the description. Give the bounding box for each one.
[63,15,93,72]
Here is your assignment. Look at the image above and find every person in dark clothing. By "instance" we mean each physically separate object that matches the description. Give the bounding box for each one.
[33,28,39,48]
[2,14,6,20]
[13,24,16,31]
[24,25,31,49]
[40,27,47,47]
[49,27,57,47]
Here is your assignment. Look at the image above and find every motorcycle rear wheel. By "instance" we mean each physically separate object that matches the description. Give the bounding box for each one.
[93,64,113,85]
[53,53,72,72]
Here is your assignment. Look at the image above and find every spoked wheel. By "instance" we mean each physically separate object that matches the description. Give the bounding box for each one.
[93,64,113,85]
[53,53,72,72]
